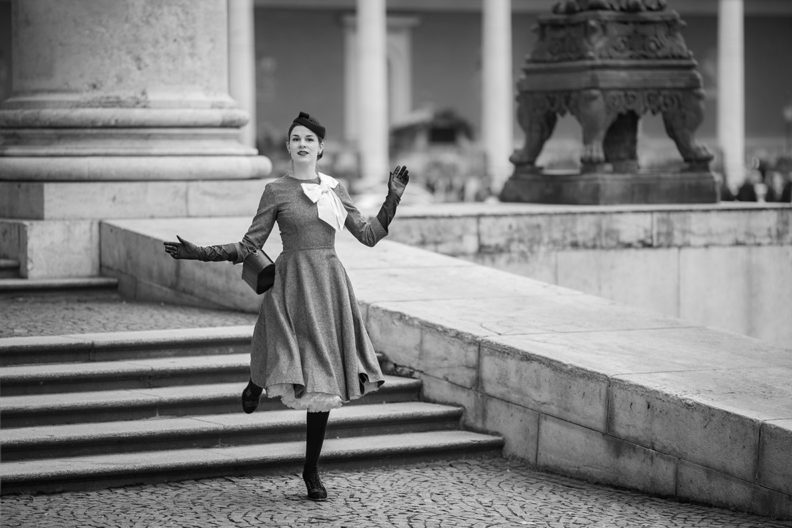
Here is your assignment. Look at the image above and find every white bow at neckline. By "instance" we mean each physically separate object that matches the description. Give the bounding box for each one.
[301,173,348,232]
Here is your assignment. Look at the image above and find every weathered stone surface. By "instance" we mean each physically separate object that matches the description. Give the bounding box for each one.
[387,215,479,256]
[22,221,100,278]
[556,247,680,316]
[677,460,792,520]
[488,327,792,377]
[47,182,185,220]
[473,249,558,285]
[500,171,719,205]
[348,264,575,304]
[0,180,272,221]
[654,207,784,247]
[419,326,479,388]
[418,374,484,431]
[482,395,540,462]
[337,233,471,271]
[610,367,792,482]
[677,245,792,343]
[536,415,677,496]
[0,221,21,260]
[370,307,480,388]
[480,340,609,431]
[185,180,268,218]
[758,420,792,496]
[101,223,180,290]
[371,294,684,344]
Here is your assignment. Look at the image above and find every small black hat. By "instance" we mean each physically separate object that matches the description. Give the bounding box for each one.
[288,111,326,140]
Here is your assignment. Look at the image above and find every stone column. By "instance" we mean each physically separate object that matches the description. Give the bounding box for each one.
[718,0,745,189]
[343,15,419,143]
[482,0,514,193]
[228,0,257,149]
[0,0,271,278]
[0,0,269,181]
[356,0,389,189]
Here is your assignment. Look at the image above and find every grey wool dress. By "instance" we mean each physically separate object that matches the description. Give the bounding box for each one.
[230,173,394,412]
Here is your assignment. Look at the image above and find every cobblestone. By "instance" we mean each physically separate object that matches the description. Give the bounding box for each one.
[0,293,257,338]
[2,456,790,528]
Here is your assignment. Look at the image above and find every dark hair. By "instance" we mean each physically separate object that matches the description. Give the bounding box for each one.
[288,111,325,159]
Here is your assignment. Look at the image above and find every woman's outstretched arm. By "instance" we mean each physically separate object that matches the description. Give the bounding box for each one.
[163,235,238,261]
[163,183,279,263]
[337,165,409,247]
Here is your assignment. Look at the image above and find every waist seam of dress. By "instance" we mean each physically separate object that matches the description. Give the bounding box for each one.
[280,246,336,253]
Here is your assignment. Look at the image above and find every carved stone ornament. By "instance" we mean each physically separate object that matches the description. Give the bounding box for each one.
[501,1,717,204]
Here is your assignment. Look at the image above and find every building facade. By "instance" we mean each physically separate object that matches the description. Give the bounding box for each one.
[1,0,791,187]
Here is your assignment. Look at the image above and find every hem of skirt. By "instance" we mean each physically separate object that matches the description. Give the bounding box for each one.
[265,380,384,412]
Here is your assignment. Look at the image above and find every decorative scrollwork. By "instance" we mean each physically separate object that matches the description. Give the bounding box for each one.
[603,90,685,116]
[552,0,666,14]
[532,10,691,62]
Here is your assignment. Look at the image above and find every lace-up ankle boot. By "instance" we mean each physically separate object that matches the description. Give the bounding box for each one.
[302,468,327,501]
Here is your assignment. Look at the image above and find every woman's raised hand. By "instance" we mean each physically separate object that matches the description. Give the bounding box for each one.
[163,235,201,260]
[388,165,410,198]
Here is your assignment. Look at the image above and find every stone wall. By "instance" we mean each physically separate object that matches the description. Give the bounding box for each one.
[100,217,792,519]
[387,202,792,349]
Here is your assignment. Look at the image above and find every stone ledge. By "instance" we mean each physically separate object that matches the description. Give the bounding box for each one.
[384,202,792,350]
[391,202,792,253]
[101,217,792,520]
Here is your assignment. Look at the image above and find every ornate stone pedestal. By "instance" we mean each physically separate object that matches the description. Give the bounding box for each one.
[500,0,718,204]
[501,169,717,205]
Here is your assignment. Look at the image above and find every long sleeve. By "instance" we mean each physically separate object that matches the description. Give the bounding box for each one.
[232,183,279,264]
[375,191,401,233]
[196,244,238,262]
[334,182,396,247]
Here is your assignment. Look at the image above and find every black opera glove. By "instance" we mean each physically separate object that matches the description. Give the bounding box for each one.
[377,165,409,232]
[388,165,409,198]
[163,235,238,262]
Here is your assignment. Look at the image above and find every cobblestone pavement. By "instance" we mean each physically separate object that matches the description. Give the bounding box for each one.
[0,293,257,338]
[2,456,790,528]
[2,293,790,527]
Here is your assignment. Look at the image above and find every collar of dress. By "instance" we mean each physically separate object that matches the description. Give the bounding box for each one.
[300,173,348,232]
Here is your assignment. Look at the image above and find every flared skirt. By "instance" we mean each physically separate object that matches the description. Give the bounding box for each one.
[249,247,384,411]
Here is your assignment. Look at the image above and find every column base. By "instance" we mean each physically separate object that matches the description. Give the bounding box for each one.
[0,179,272,220]
[499,169,720,205]
[0,219,99,279]
[0,179,274,278]
[0,155,271,181]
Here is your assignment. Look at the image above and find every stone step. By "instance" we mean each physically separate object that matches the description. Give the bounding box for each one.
[0,377,423,428]
[0,258,20,279]
[0,402,463,461]
[0,430,504,494]
[0,277,119,296]
[0,326,255,366]
[0,353,253,396]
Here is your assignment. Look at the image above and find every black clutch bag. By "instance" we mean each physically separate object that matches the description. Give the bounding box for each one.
[242,250,276,294]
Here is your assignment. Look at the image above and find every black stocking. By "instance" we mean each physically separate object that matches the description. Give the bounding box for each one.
[304,410,330,475]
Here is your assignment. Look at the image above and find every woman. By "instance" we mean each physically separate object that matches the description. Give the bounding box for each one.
[163,111,409,501]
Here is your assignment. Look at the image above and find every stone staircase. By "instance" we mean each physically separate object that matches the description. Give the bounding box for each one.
[0,325,503,494]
